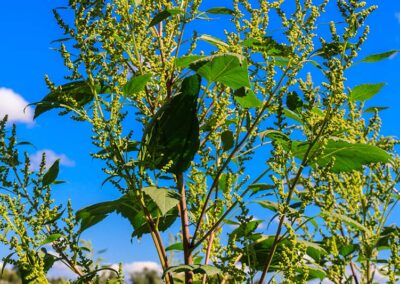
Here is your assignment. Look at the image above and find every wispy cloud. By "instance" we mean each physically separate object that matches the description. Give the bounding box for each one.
[395,12,400,24]
[0,87,34,125]
[29,149,76,170]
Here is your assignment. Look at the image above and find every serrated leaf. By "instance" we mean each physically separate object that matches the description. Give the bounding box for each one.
[315,42,355,59]
[1,252,15,277]
[175,55,204,68]
[40,233,63,246]
[42,159,60,186]
[283,108,303,123]
[206,7,234,15]
[191,53,250,89]
[361,50,399,63]
[350,83,385,102]
[198,34,229,48]
[123,73,152,97]
[234,87,263,108]
[148,9,183,28]
[364,106,389,113]
[221,130,234,151]
[142,187,180,215]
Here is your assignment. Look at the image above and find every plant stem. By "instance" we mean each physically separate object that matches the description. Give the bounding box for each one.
[177,173,193,284]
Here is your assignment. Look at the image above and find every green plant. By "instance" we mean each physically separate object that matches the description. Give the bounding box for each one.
[1,0,399,283]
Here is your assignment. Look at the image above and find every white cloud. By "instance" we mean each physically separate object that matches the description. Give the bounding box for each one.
[0,87,34,125]
[29,149,75,170]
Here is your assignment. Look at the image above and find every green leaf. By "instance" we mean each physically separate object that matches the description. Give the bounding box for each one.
[364,106,389,113]
[198,34,229,48]
[142,187,180,215]
[191,53,250,89]
[241,37,291,56]
[230,220,263,241]
[286,91,303,111]
[1,252,15,277]
[206,7,234,15]
[283,108,303,123]
[221,130,234,151]
[339,244,358,257]
[233,87,263,108]
[164,264,221,277]
[270,137,391,173]
[296,239,327,261]
[361,50,399,63]
[349,83,385,102]
[315,42,355,59]
[166,242,184,251]
[249,183,274,196]
[33,80,109,119]
[148,9,183,28]
[175,55,204,69]
[76,193,178,238]
[40,233,63,246]
[42,159,60,186]
[123,73,152,97]
[323,212,371,235]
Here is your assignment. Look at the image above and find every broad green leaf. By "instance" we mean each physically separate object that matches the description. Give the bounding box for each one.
[42,159,60,186]
[286,91,303,111]
[206,7,234,15]
[175,55,204,68]
[198,34,229,48]
[270,137,391,173]
[241,37,291,56]
[350,83,385,102]
[40,233,63,246]
[192,54,250,89]
[322,212,371,235]
[364,106,389,113]
[123,73,152,97]
[166,242,184,251]
[234,87,263,108]
[221,130,234,151]
[142,186,180,215]
[339,244,358,257]
[164,264,221,277]
[76,193,178,238]
[361,50,399,63]
[148,9,183,27]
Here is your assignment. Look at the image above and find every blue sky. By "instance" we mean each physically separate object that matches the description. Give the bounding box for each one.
[1,0,400,278]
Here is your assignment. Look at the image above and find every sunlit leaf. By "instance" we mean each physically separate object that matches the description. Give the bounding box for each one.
[241,37,291,56]
[361,50,399,63]
[349,83,385,102]
[164,264,221,277]
[198,34,229,48]
[166,242,184,251]
[142,186,180,215]
[234,87,263,108]
[364,106,389,113]
[175,55,204,68]
[191,53,250,89]
[40,233,63,246]
[123,73,152,97]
